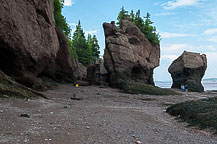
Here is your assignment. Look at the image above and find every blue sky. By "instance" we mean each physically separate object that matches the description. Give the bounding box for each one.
[62,0,217,81]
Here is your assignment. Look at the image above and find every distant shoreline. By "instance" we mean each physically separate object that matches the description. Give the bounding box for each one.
[155,81,217,91]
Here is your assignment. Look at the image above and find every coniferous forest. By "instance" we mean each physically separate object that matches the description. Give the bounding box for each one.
[54,0,100,65]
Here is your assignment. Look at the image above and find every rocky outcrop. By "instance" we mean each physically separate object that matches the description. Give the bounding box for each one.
[0,70,46,98]
[168,51,207,92]
[103,20,160,87]
[86,62,108,85]
[75,63,87,81]
[0,0,77,89]
[54,28,75,83]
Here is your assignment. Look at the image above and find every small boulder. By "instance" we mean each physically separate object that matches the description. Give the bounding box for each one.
[20,114,30,118]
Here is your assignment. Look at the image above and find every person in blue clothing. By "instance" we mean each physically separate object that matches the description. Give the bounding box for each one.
[181,85,185,92]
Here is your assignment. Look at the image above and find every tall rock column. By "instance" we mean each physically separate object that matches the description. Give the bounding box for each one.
[103,20,160,88]
[168,51,207,92]
[0,0,77,89]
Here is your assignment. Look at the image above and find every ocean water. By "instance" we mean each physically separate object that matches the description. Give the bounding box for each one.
[155,81,217,91]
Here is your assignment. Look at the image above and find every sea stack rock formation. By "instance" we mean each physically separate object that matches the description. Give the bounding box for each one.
[0,0,77,89]
[168,51,207,92]
[103,20,160,87]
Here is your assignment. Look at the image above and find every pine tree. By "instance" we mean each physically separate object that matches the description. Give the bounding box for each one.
[54,0,71,39]
[130,10,135,22]
[68,39,77,58]
[91,35,100,61]
[87,34,100,62]
[134,10,144,31]
[54,0,76,58]
[72,21,91,65]
[143,13,160,46]
[117,7,130,26]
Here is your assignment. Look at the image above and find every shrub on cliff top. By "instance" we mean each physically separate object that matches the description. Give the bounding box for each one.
[117,7,160,46]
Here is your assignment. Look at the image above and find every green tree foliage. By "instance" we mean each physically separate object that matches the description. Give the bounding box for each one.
[72,21,100,65]
[54,0,77,58]
[117,7,160,46]
[54,0,71,39]
[87,34,100,62]
[72,21,90,65]
[129,10,135,22]
[53,1,100,64]
[68,39,77,58]
[142,13,160,47]
[117,7,130,26]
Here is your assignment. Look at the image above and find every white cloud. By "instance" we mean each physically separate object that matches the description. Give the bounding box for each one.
[161,55,179,60]
[205,52,217,63]
[71,29,98,37]
[162,0,201,10]
[85,30,97,36]
[204,52,217,78]
[160,32,194,38]
[154,2,164,6]
[206,45,217,51]
[208,36,217,43]
[69,23,77,27]
[204,28,217,35]
[64,0,75,6]
[155,12,175,16]
[166,44,187,50]
[70,28,76,35]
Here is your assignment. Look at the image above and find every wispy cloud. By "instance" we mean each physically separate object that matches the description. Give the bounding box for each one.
[155,12,175,16]
[206,45,217,51]
[85,30,98,36]
[204,28,217,35]
[205,52,217,63]
[154,2,164,6]
[166,44,187,50]
[208,36,217,43]
[64,0,75,6]
[204,52,217,77]
[69,21,98,37]
[71,28,76,35]
[69,23,77,27]
[161,0,201,10]
[161,55,179,60]
[71,30,98,37]
[160,32,194,38]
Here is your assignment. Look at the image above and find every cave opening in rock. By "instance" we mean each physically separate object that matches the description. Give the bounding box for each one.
[131,66,146,83]
[0,41,18,76]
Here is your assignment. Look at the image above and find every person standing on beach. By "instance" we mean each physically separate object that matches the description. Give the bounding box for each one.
[181,85,185,92]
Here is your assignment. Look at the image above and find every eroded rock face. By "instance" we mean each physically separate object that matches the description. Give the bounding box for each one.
[0,70,45,98]
[103,20,160,87]
[0,0,77,89]
[168,51,207,92]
